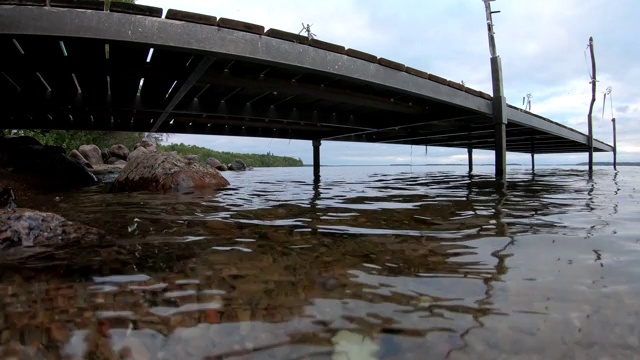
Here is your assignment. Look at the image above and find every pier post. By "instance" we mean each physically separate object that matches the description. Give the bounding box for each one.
[586,37,597,176]
[612,117,617,171]
[484,0,507,181]
[467,145,473,174]
[312,139,321,181]
[531,139,535,173]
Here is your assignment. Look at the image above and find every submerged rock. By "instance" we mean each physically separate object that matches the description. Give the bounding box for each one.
[0,208,115,264]
[111,151,230,193]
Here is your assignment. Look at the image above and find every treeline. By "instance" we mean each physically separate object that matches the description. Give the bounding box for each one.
[160,143,303,167]
[6,130,165,153]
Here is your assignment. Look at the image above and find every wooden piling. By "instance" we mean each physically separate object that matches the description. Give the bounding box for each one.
[312,139,321,181]
[587,36,597,176]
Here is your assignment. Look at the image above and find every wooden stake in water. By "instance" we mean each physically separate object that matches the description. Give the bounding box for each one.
[612,117,617,171]
[587,37,597,176]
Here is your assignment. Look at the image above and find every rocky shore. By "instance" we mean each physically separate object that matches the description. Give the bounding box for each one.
[0,135,252,266]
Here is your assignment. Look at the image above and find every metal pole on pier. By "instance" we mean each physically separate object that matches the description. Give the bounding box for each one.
[312,139,321,181]
[483,0,508,181]
[612,117,617,171]
[586,37,597,176]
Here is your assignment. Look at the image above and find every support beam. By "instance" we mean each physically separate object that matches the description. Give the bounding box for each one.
[612,117,617,171]
[492,57,507,181]
[484,0,507,181]
[531,140,535,173]
[149,55,215,132]
[312,139,321,181]
[467,145,473,174]
[586,36,597,176]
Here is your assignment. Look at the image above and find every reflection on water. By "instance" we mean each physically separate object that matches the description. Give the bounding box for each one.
[1,166,639,359]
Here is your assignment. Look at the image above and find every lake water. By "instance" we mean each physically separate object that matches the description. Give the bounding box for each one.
[1,165,639,359]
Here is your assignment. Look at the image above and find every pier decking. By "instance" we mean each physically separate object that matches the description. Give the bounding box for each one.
[0,2,613,177]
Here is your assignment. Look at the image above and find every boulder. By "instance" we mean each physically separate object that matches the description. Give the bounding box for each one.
[0,208,114,264]
[206,157,222,168]
[134,139,157,152]
[78,144,103,166]
[0,187,17,209]
[0,136,97,187]
[206,157,228,171]
[183,154,199,162]
[111,151,229,193]
[109,144,129,161]
[106,157,126,165]
[101,148,111,162]
[127,146,149,163]
[68,150,92,168]
[227,159,247,171]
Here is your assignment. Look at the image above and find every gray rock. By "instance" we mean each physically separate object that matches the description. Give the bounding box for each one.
[134,139,157,152]
[109,144,129,161]
[127,147,149,163]
[0,136,97,187]
[183,154,199,162]
[206,157,222,168]
[111,151,229,193]
[106,157,126,165]
[69,150,92,168]
[78,144,103,166]
[101,147,111,162]
[227,159,247,171]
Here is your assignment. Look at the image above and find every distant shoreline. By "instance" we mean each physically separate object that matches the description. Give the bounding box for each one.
[303,162,639,167]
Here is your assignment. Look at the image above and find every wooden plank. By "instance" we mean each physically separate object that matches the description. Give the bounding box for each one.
[464,87,481,97]
[0,0,46,5]
[405,66,429,79]
[309,39,345,54]
[139,48,194,107]
[427,73,448,85]
[217,18,264,35]
[165,9,217,26]
[49,0,103,10]
[378,58,405,72]
[109,2,162,17]
[265,28,309,44]
[345,48,377,63]
[108,42,151,107]
[447,80,465,91]
[478,91,492,100]
[61,37,108,106]
[9,36,77,98]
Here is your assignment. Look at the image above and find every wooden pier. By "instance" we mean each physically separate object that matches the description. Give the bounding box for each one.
[0,2,613,179]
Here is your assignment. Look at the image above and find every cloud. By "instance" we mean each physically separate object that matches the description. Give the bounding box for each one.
[137,0,639,165]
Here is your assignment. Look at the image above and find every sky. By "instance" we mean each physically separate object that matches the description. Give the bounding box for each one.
[137,0,640,166]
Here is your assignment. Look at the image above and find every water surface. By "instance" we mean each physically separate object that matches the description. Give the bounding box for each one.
[1,165,638,359]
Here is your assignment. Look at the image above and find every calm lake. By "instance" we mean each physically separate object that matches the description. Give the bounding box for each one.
[1,165,639,359]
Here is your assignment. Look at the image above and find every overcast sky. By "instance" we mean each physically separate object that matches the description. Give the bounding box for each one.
[137,0,639,165]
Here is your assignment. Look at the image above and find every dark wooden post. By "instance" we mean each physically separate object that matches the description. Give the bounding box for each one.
[467,145,473,174]
[531,140,535,173]
[587,36,597,176]
[312,139,321,181]
[612,117,617,171]
[483,0,507,181]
